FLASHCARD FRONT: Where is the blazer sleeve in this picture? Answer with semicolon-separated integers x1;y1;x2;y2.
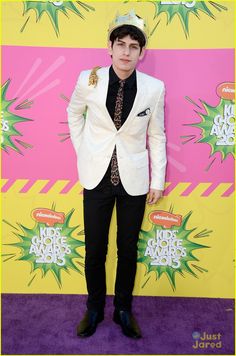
147;82;167;191
67;71;87;154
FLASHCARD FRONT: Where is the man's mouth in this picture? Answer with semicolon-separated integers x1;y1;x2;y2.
120;59;130;63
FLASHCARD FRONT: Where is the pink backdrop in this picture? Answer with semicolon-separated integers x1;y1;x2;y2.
2;46;234;194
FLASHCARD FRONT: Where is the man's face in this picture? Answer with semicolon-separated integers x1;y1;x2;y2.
108;35;145;78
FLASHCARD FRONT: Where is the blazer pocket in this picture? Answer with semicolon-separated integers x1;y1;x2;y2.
137;108;151;117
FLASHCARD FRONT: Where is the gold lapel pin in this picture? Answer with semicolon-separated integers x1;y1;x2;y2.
88;66;102;87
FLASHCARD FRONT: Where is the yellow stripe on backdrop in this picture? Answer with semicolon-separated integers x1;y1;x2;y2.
1;1;235;49
1;180;234;298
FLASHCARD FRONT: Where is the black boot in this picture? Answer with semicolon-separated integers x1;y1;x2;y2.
113;309;142;339
77;310;104;337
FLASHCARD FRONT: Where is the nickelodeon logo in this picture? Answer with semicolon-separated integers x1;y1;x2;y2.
217;82;235;101
31;208;65;226
149;210;182;228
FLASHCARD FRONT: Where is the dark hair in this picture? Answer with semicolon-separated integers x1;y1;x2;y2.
109;25;146;50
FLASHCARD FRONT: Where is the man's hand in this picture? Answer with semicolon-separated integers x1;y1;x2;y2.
147;189;163;205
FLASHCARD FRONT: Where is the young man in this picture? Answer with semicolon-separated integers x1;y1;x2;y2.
67;10;167;339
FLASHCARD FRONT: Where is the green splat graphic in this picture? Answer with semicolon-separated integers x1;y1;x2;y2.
125;1;227;38
152;1;227;37
138;211;210;290
187;98;235;161
22;1;95;36
1;79;32;154
4;207;85;288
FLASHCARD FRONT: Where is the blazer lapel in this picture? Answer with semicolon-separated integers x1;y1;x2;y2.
95;67;117;131
118;70;145;132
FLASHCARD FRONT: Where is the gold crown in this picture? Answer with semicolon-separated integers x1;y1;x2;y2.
108;10;148;45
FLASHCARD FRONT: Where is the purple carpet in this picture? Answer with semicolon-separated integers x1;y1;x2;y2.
1;294;234;355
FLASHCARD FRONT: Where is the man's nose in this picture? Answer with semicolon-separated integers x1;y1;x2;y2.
123;46;130;55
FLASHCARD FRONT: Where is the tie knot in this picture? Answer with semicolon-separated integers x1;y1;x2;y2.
119;79;125;87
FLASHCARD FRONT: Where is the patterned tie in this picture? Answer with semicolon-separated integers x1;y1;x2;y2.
110;79;125;186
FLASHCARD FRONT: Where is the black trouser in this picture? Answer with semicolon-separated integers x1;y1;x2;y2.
83;170;147;312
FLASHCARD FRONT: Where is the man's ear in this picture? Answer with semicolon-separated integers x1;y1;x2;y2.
108;40;113;56
139;48;145;60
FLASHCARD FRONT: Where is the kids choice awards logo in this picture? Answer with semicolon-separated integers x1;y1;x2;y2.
3;206;85;287
1;79;33;154
30;209;70;266
125;1;227;37
212;83;234;147
138;209;210;289
182;82;235;168
21;1;95;36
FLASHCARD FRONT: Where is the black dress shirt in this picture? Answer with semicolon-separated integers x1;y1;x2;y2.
106;66;137;125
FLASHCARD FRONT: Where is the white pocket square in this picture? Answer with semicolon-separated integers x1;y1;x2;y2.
137;108;151;117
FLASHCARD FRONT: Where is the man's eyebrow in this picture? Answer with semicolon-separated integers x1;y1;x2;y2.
117;39;139;46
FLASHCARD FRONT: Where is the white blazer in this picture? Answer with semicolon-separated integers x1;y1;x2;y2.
67;66;166;196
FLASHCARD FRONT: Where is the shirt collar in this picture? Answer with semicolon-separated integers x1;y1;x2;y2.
109;66;136;89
